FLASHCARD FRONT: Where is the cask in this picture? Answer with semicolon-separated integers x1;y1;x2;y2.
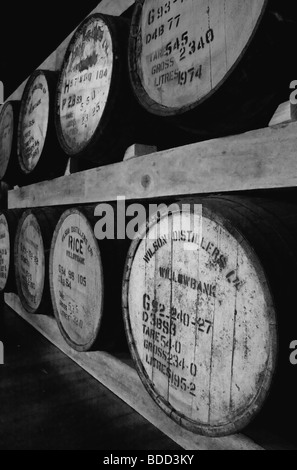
0;101;21;185
55;13;143;166
0;210;19;293
122;196;297;436
128;1;297;140
49;208;127;352
17;70;67;184
14;209;58;314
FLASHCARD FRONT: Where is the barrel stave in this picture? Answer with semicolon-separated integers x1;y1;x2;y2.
0;101;22;186
0;209;20;293
14;209;61;314
17;70;68;185
49;206;128;352
55;14;147;167
128;0;297;142
122;196;297;436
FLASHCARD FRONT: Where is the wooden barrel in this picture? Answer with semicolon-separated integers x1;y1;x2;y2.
122;196;297;436
0;210;19;293
49;207;128;352
128;1;297;140
14;209;58;314
17;70;68;184
55;13;143;166
49;208;103;351
0;101;22;185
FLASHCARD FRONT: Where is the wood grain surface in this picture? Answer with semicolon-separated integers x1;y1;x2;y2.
0;213;10;291
49;209;104;351
14;211;45;313
0;103;15;179
122;204;276;436
56;16;114;156
18;71;50;173
129;0;267;114
8;121;297;209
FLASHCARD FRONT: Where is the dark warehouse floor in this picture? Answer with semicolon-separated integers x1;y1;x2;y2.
1;299;297;451
0;302;181;450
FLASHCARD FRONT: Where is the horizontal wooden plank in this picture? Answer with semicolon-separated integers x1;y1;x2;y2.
5;293;263;450
9;121;297;209
269;101;297;127
6;0;135;102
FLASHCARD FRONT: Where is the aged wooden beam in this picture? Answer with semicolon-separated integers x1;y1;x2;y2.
269;101;297;127
8;120;297;209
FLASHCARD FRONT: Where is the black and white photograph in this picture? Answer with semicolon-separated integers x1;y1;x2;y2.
0;0;297;453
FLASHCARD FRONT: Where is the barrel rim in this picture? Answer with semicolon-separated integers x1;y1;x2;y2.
128;0;269;117
0;101;15;179
17;69;53;175
54;13;123;158
49;208;104;352
0;211;10;293
14;209;46;314
122;202;277;437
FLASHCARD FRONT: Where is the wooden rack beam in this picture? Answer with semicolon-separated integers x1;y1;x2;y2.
9;120;297;209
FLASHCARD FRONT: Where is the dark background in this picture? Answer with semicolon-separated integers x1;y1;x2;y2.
0;1;103;99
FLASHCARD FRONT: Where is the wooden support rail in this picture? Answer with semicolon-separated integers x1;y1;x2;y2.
9;120;297;209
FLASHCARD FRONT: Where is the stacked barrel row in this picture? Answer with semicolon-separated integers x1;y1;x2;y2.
1;2;297;186
1;195;297;438
0;207;126;351
2;0;297;442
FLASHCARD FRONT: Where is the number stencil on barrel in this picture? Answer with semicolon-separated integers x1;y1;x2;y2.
56;16;113;155
0;104;14;179
0;214;10;291
15;213;45;313
132;0;267;113
18;73;49;173
50;210;103;351
124;209;276;435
